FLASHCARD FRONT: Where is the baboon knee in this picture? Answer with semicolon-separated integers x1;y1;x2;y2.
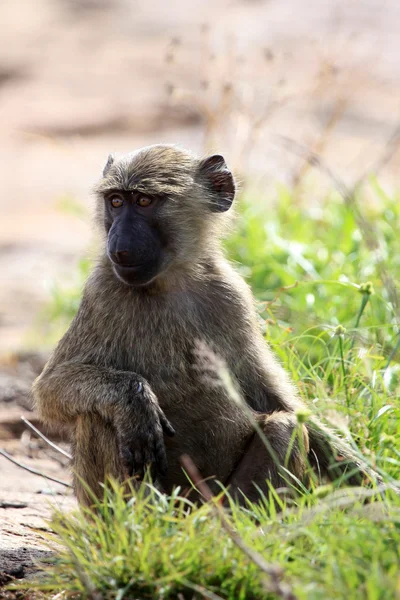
263;412;309;477
227;411;310;503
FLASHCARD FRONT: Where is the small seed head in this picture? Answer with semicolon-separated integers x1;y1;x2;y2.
359;281;374;295
295;407;311;424
380;433;395;447
334;325;346;337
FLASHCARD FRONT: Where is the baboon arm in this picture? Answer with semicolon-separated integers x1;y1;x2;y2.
217;265;302;414
32;362;138;425
235;337;302;414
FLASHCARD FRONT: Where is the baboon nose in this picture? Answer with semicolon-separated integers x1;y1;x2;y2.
113;250;131;265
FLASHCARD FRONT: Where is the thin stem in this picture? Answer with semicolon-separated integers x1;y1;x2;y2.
0;448;72;488
21;415;72;460
385;332;400;370
180;581;224;600
354;293;370;330
350;293;370;352
338;336;350;409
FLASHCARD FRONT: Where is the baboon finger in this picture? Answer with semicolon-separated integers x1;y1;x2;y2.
120;447;135;477
159;412;175;437
148;460;158;481
142;444;158;480
133;448;145;479
154;437;168;476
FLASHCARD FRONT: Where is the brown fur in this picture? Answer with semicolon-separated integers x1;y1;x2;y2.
33;144;370;506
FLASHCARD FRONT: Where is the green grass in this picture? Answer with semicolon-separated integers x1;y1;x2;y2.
40;482;400;600
34;178;400;599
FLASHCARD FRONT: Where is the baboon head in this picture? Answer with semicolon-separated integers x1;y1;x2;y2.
94;145;236;287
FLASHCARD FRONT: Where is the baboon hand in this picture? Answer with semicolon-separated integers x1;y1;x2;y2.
115;379;175;481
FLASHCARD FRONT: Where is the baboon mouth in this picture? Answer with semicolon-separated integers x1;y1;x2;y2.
111;261;161;287
112;262;145;270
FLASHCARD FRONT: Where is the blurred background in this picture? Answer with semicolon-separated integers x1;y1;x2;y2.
1;0;400;352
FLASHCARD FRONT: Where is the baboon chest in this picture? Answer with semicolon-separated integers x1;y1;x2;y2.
110;291;235;407
135;316;202;384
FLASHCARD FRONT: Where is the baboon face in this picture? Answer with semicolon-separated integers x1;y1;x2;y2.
103;188;167;287
95;145;235;287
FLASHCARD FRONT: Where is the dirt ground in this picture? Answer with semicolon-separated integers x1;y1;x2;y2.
0;351;74;583
1;0;400;586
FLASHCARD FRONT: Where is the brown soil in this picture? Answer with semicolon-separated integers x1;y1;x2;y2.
0;352;74;585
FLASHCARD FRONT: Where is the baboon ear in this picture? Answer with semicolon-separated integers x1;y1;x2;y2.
198;154;235;212
103;153;115;177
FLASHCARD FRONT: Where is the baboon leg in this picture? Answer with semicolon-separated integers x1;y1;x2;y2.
227;412;309;504
72;414;125;507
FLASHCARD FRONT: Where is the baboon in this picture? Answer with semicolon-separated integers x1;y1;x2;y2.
33;144;371;506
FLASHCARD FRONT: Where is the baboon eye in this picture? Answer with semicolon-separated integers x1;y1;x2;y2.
110;195;124;208
136;195;153;208
135;381;143;394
